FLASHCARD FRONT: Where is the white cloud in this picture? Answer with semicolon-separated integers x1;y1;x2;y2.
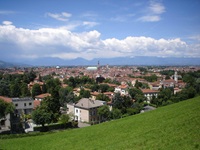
149;2;165;14
2;21;13;25
0;22;199;60
138;15;160;22
46;12;72;21
83;21;99;28
138;1;165;22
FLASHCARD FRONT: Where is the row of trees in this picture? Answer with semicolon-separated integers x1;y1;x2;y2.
0;70;36;97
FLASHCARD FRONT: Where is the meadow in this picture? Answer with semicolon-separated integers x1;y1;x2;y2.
0;96;200;150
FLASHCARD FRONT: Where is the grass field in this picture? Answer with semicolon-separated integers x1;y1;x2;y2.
0;97;200;150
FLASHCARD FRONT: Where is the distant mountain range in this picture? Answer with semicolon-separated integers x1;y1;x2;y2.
0;56;200;68
0;60;31;68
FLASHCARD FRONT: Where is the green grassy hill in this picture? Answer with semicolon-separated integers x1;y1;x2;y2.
1;97;200;150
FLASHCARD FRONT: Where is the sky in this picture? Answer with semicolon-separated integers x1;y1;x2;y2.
0;0;200;62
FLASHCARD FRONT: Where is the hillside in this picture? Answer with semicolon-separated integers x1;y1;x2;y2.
0;97;200;150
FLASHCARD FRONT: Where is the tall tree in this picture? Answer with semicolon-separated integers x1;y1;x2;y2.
0;99;14;119
97;105;110;122
10;81;21;97
21;82;30;97
112;93;124;109
31;83;42;98
32;104;52;130
96;94;110;102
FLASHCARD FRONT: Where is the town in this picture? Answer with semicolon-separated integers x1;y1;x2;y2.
0;63;200;133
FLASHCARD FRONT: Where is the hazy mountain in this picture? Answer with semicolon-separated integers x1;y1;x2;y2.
2;56;200;67
0;60;15;68
0;60;32;68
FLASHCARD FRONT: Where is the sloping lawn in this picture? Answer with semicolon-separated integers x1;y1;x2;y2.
0;96;200;150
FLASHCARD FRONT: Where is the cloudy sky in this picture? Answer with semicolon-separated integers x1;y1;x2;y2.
0;0;200;61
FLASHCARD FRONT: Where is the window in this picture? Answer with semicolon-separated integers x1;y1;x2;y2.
29;102;32;106
24;103;26;107
76;109;78;113
15;103;18;107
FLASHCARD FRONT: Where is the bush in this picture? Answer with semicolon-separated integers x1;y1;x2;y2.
33;122;73;132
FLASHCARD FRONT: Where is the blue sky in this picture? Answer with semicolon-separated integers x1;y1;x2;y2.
0;0;200;61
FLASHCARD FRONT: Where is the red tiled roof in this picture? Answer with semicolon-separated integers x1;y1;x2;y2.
142;89;159;94
91;91;100;96
0;96;12;103
35;93;51;99
119;84;128;89
33;100;41;109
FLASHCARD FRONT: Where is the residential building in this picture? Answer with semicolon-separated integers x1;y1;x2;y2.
142;89;159;103
12;97;34;115
114;84;129;95
0;96;34;132
67;98;106;124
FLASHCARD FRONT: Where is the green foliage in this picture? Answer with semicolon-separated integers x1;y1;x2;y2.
10;80;21;97
0;80;10;96
90;84;99;92
97;105;110;122
31;83;42;98
99;84;109;93
160;70;175;76
143;74;158;82
59;87;73;106
137;67;147;73
79;89;91;98
66;76;95;88
21;82;31;97
112;93;124;109
32;105;52;128
129;88;143;99
0;99;14;119
96;94;110;102
110;108;122;119
59;114;70;124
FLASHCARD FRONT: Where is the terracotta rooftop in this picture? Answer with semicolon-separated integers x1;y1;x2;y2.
33;100;41;109
142;89;159;94
35;93;51;99
0;96;12;103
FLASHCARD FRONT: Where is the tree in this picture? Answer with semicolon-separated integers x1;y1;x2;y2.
99;84;109;93
134;80;142;88
80;89;91;98
112;93;124;109
129;88;143;99
0;80;10;96
42;83;47;93
96;94;110;102
27;69;37;82
59;87;73;106
21;82;30;97
31;83;42;98
97;105;110;122
32;105;52;130
43;96;61;122
110;108;122;119
10;81;21;97
96;76;105;83
59;114;70;125
0;99;14;119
